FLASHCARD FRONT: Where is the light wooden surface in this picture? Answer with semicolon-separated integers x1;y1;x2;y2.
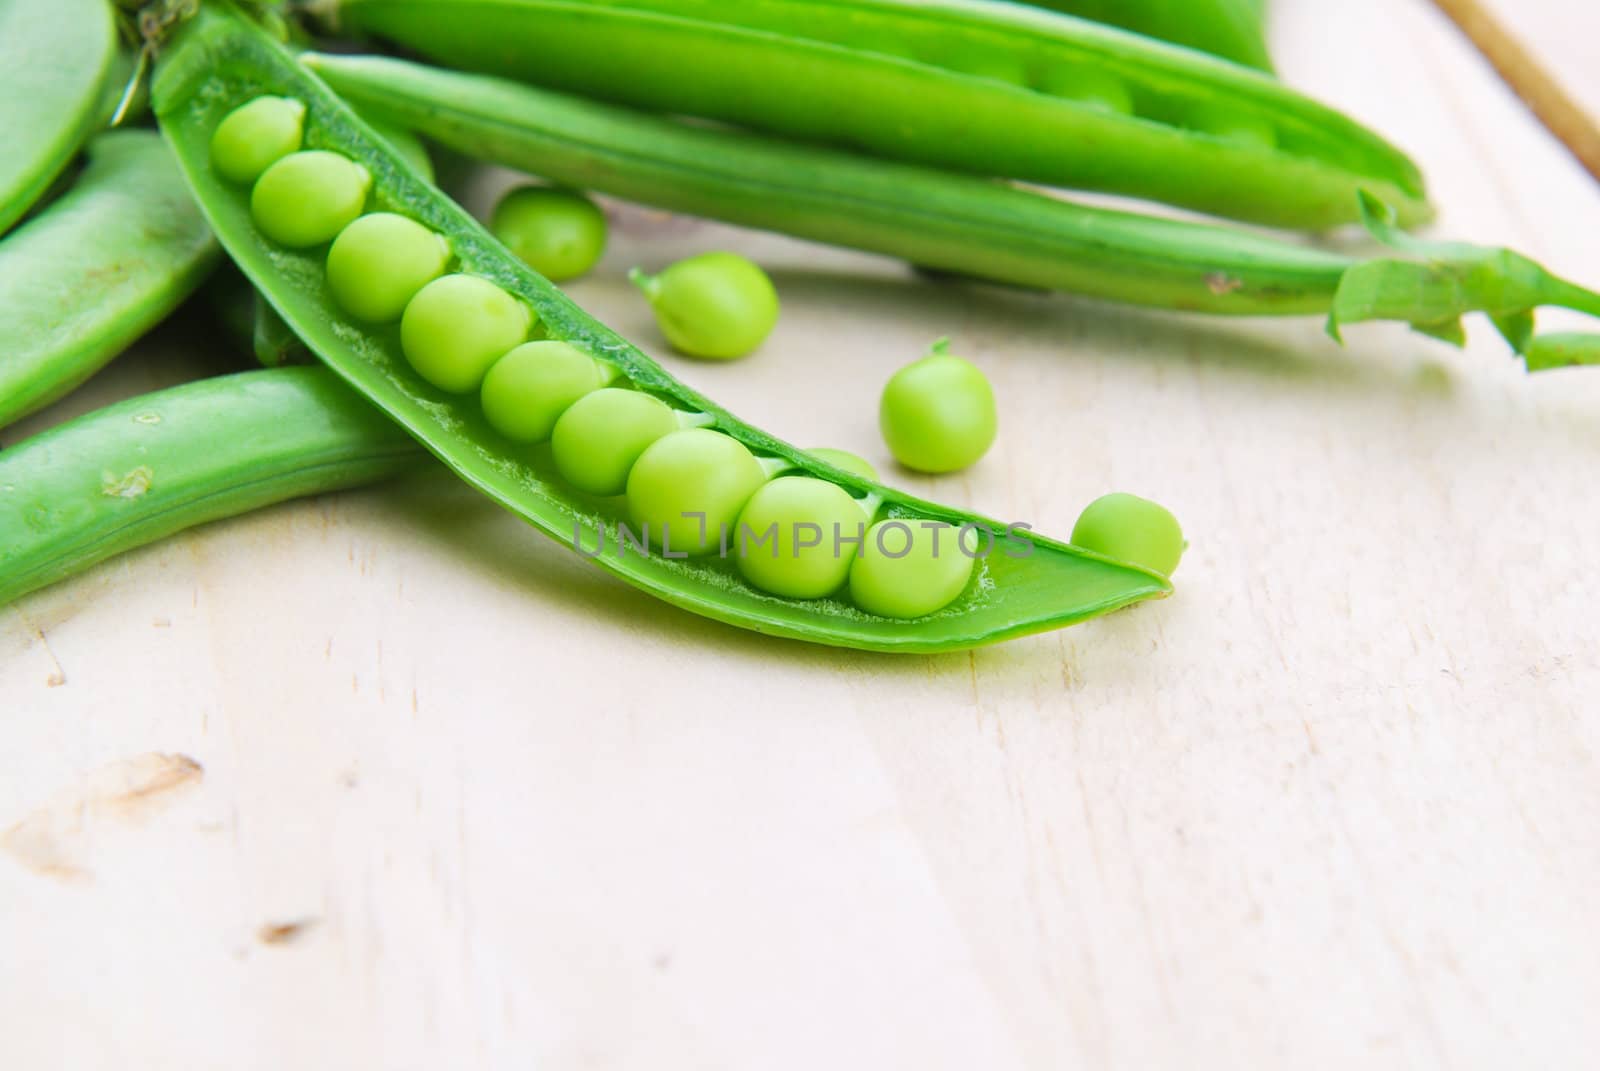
4;1;1599;1067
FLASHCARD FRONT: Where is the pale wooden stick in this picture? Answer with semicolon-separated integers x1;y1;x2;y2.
1430;0;1600;184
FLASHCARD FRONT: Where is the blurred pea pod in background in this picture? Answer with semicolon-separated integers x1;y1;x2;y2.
1024;0;1274;71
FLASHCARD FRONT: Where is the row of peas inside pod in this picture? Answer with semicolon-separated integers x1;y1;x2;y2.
211;93;1099;619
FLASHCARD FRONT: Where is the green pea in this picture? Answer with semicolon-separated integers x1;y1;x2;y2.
630;251;779;361
490;184;607;282
210;96;306;185
807;447;878;483
1070;493;1185;576
325;212;451;323
735;476;868;599
551;387;685;496
849;520;976;619
481;340;617;443
879;340;997;474
626;429;770;556
399;273;532;393
250;150;372;248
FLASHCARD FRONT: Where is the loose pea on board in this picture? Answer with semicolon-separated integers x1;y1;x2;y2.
1071;493;1186;577
152;6;1173;652
879;340;998;474
491;184;607;281
630;252;780;361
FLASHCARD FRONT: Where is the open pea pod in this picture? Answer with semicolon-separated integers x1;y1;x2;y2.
0;0;117;235
152;5;1171;654
334;0;1427;231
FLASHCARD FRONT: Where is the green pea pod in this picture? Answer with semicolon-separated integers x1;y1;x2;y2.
335;0;1426;230
1023;0;1273;72
153;6;1171;653
0;367;424;607
308;52;1348;315
307;53;1600;343
0;131;221;431
0;0;117;235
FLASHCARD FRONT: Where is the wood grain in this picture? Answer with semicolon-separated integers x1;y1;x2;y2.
1431;0;1600;183
3;0;1599;1067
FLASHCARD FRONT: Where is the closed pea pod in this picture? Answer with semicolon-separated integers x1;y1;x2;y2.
0;367;424;607
307;53;1600;346
152;7;1173;652
0;131;219;431
337;0;1426;229
1021;0;1275;72
0;0;117;235
1036;67;1134;114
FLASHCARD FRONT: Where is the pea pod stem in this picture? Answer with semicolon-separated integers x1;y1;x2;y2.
155;5;1171;653
0;367;425;607
308;52;1600;348
335;0;1427;230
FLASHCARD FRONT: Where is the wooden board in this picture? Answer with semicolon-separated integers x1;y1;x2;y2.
3;0;1598;1066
